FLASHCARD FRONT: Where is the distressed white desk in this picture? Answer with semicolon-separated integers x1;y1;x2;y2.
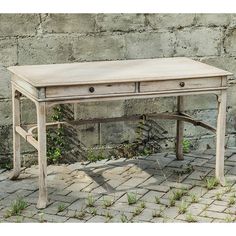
8;57;232;209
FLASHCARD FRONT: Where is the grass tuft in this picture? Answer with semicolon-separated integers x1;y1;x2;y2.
57;203;66;213
89;207;97;216
5;197;27;218
75;208;86;220
168;196;176;207
152;208;163;218
225;215;235;223
132;201;146;216
228;195;236;206
190;193;199;203
178;200;188;214
155;196;161;204
204;177;219;190
172;189;187;201
185;213;197;223
127;192;138;205
120;213;128;223
105;211;113;221
102;197;114;208
86;194;95;207
215;192;222;201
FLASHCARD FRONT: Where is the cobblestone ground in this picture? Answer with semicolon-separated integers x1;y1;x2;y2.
1;149;236;223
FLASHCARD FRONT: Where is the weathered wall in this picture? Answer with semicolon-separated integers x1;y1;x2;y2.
1;14;236;163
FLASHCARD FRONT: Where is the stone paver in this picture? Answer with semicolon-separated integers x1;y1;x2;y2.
86;215;107;222
162;206;179;219
132;208;154;222
67;199;87;211
186;203;205;216
1;149;236;222
66;218;85;223
140;190;165;203
200;210;229;220
207;204;227;212
143;184;170;192
33;213;68;222
176;213;214;223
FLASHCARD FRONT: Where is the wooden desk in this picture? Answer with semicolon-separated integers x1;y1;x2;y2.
8;57;232;209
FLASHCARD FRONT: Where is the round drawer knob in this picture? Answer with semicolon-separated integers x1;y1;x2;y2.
179;82;185;87
89;87;95;93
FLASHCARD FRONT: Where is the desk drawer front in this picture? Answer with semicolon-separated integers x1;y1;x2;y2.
46;83;135;98
140;77;222;93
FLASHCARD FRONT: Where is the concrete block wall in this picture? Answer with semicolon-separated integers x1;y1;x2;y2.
1;13;236;163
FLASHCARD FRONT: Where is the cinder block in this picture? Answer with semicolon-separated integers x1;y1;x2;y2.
191;135;216;151
0;38;17;66
195;13;231;27
77;123;99;147
225;134;236;148
21;140;36;154
0;98;38;126
19;34;125;65
0;14;39;36
125;32;175;59
151;119;176;138
175;28;222;57
146;13;195;29
224;28;236;56
96;13;146;32
100;122;126;144
18;35;75;65
228;14;236;28
0;100;12;125
0;101;36;155
0;66;11;99
124;97;175;116
183;109;217;137
0;125;12;154
50;100;125;146
199;57;236;108
226;105;236;133
20;99;37;124
200;56;236;79
75;100;124;120
42;14;95;34
179;94;218;111
121;120;139;142
227;85;236;107
73;34;126;61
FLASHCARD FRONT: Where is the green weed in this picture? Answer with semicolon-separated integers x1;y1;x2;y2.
5;197;27;218
127;192;138;205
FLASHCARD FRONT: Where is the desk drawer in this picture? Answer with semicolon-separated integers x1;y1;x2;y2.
140;77;222;93
46;82;135;98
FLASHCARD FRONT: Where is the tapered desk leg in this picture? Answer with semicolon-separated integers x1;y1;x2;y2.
10;86;21;180
36;102;48;209
216;90;227;185
176;96;184;160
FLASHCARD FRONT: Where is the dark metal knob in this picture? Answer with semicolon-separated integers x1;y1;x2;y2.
89;87;95;93
179;82;185;87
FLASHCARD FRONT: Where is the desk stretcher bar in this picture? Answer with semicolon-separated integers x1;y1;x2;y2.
15;112;217;151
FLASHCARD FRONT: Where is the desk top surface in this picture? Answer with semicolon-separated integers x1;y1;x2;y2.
8;57;232;87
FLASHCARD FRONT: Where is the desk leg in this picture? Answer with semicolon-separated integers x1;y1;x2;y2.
176;96;184;160
36;102;48;209
216;91;227;185
10;86;21;180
